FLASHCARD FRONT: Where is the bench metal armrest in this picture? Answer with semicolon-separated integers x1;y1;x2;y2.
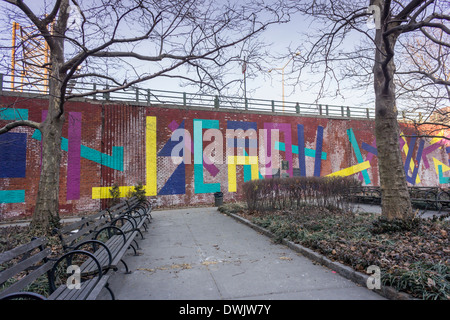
94;226;127;246
73;240;113;268
1;292;47;300
49;250;103;293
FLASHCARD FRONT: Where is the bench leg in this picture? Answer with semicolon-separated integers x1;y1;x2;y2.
120;259;131;274
105;283;116;300
128;243;137;255
133;239;141;250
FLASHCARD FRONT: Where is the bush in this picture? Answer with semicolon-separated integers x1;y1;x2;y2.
108;183;121;206
130;182;147;203
242;176;360;213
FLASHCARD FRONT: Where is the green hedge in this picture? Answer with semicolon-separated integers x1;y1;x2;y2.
242;176;361;213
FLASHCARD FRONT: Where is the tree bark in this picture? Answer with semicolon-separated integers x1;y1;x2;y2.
373;0;413;220
29;78;65;234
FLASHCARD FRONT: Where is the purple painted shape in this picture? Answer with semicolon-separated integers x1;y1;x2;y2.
168;120;179;132
399;137;405;150
168;120;220;177
421;135;450;169
264;122;293;178
358;139;376;181
67;112;81;200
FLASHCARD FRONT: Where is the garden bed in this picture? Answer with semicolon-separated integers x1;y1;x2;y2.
218;202;449;300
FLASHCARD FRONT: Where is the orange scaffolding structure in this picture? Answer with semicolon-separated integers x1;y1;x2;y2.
10;21;50;93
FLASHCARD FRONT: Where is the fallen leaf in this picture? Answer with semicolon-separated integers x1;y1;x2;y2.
279;256;292;261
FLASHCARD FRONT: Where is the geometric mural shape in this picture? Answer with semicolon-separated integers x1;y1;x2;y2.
0;132;27;178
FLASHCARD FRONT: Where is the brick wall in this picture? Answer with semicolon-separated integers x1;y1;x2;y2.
0;93;448;220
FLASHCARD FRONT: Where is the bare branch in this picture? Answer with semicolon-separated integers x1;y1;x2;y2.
0;119;40;134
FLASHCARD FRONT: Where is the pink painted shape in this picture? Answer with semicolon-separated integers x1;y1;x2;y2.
264;122;293;178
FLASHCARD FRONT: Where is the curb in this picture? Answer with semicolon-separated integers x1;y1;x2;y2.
221;210;416;301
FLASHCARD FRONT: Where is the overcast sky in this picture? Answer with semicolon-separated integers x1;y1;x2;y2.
0;0;374;111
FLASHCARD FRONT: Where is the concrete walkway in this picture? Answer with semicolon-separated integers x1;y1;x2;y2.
98;207;384;300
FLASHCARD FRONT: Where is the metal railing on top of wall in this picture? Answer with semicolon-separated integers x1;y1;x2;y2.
0;73;382;120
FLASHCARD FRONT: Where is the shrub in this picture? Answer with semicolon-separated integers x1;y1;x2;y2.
108;183;121;206
130;182;147;203
242;176;360;213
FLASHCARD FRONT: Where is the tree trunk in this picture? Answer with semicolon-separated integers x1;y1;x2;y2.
29;78;65;234
373;2;413;220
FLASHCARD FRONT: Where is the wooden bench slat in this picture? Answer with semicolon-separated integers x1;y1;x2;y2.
0;248;52;284
0;237;47;265
0;259;53;299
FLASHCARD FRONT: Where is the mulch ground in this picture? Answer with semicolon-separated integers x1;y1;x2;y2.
219;203;449;300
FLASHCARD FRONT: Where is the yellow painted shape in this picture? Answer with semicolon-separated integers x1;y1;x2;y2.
326;161;371;177
92;186;136;199
228;163;237;193
430;129;445;145
227;156;259;192
92;116;157;199
433;157;450;175
146;116;157;196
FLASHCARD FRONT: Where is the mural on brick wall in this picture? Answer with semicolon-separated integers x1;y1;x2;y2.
1;96;449;219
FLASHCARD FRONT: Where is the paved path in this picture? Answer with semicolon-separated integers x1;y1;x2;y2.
98;207;384;300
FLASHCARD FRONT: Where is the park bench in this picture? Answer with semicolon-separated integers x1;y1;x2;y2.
126;196;153;223
350;186;381;205
53;202;144;277
0;237;112;300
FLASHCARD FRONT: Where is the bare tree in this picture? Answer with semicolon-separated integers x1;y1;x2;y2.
0;0;292;234
397;27;450;139
289;0;449;220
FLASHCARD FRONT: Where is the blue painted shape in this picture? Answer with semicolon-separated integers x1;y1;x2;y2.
0;132;27;178
446;147;450;167
347;128;370;184
297;124;306;177
158;163;186;195
227;121;258;131
32;129;124;171
361;142;378;156
226;121;258;149
0;108;29;120
404;136;424;185
314;126;324;177
158;120;185;157
226;138;257;149
0;190;25;203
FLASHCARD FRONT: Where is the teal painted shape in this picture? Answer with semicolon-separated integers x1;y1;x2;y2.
194;164;220;193
0;108;29;120
193;119;221;193
438;165;450;184
275;141;327;160
347;129;371;184
32;129;124;171
0;190;25;203
243;150;263;182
